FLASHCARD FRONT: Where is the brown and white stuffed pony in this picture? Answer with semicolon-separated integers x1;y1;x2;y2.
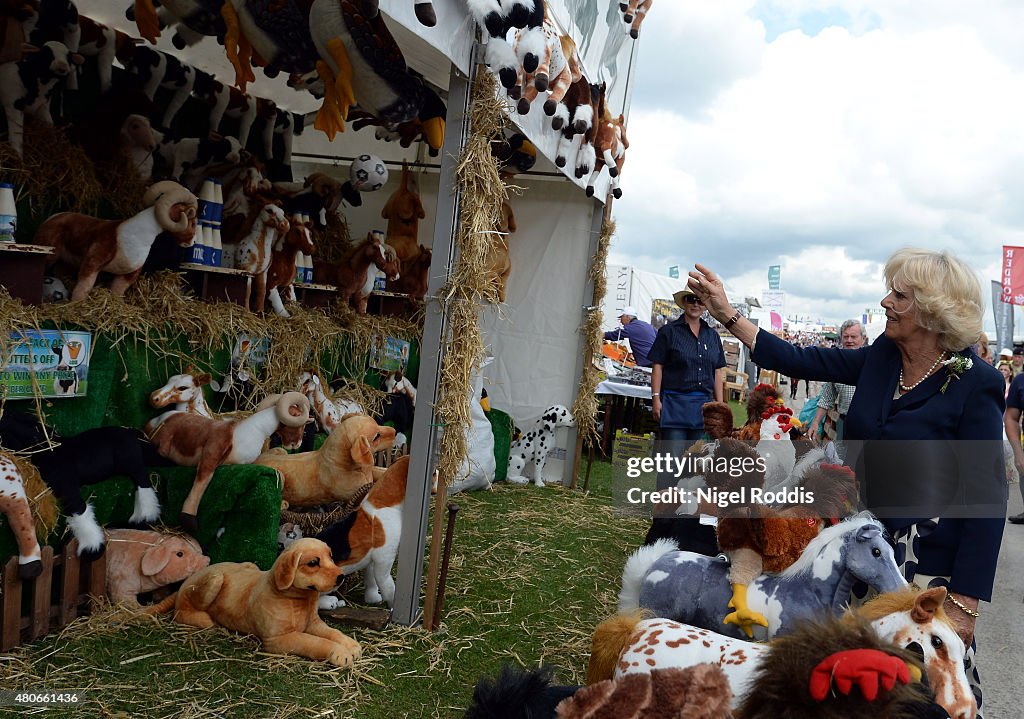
586;110;628;199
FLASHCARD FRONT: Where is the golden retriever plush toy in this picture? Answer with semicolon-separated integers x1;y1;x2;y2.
149;538;361;667
255;414;396;508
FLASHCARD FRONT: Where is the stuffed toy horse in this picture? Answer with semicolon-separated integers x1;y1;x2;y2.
0;451;58;578
465;662;734;719
588;603;958;719
105;528;209;607
336;232;401;314
468;0;546;92
30;427;164;559
619;0;654;40
314;455;408;607
586;111;628;199
255;413;396;508
148;538;362;667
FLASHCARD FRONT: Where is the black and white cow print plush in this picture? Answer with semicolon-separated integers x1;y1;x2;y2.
507;405;575;487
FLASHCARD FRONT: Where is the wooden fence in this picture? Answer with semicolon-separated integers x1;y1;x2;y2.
0;540;106;651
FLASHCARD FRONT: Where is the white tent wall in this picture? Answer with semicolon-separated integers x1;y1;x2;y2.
479;179;598;484
601;264;690;331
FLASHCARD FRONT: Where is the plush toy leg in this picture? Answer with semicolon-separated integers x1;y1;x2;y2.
723;583;769;638
133;0;162;44
313;60;346;141
0;493;43;578
221;3;256;89
129;486;161;525
268;287;290;318
363;567;382;604
371;551;398;607
507;450;529;484
67;504;106;559
326;38;357;112
263;628;360;666
533;450;548;487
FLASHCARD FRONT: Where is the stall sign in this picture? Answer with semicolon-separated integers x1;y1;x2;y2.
369;335;410;372
2;330;91;398
231;335;270;367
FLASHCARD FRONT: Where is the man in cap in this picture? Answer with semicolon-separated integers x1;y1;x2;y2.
807;319;868;447
1013;345;1024;375
604;306;657;367
999;347;1014;363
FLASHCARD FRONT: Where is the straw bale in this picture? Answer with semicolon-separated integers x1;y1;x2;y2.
572;219;616;444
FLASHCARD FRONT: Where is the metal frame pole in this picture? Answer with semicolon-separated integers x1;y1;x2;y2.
391;59;475;626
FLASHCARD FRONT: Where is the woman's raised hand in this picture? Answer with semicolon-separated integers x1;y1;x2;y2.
688;264;734;322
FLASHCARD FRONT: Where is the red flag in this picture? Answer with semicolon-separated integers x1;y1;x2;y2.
770;311;782;331
1002;246;1024;305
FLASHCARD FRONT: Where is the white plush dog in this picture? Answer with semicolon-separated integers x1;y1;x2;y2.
507;405;575;486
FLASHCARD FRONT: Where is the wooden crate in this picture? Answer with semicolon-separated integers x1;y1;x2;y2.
0;540;106;651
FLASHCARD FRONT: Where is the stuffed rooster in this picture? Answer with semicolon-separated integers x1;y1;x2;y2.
717;462;861;637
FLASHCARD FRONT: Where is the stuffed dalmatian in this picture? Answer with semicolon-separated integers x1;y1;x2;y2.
507;405;575;487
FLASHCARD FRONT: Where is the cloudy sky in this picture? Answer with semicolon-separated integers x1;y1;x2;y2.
612;0;1024;332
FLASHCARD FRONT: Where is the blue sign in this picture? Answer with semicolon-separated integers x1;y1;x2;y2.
768;265;781;290
668;266;679;279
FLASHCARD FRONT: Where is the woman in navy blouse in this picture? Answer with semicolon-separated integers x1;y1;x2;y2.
687;249;1006;713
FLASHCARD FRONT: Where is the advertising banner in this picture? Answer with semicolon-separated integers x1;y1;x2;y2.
2;329;92;398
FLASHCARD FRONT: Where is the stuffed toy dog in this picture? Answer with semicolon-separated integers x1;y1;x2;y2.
149;538;361;667
507;405;575;486
315;456;408;607
255;413;396;508
105;528;209;606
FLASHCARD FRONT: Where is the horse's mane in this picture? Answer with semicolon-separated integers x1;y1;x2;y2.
854;588;953;625
780;511;879;577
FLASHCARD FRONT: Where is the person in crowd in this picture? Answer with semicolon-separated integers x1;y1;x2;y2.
644;287;726;556
808;319;868;445
998;362;1013;397
997;347;1014;372
603;306;657;367
649;289;725;442
686;249;1006;715
976;331;993;365
1013;344;1024;375
1001;370;1024;525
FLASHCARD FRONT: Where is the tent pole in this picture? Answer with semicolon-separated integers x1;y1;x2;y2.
392;58;476;627
569;195;614;488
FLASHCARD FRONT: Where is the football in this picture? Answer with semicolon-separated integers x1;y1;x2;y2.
349;154;389;192
42;276;69;303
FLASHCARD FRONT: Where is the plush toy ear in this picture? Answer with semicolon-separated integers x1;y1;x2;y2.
274;547;302;591
415;197;425;220
351;435;374;466
195;373;212;385
140;544;171;577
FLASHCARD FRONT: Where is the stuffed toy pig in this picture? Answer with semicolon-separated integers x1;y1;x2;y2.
105;529;209;606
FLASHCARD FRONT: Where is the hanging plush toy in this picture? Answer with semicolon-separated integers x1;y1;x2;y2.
467;0;546;91
380;162;424;264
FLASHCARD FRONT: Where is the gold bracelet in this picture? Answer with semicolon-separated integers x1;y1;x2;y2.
945;593;980;618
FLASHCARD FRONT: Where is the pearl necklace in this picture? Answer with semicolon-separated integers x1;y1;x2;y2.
898;352;947;393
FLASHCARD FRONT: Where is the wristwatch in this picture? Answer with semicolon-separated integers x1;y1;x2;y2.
652;392;660;397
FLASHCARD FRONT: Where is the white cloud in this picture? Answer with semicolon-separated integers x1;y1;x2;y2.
612;3;1024;332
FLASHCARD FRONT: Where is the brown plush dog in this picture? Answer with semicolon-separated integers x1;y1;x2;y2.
483;201;516;302
149;538;360;667
255;414;396;508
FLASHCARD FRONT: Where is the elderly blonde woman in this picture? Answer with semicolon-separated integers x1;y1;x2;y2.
688;248;1006;717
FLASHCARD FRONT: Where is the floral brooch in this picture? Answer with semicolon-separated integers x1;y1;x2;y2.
939;354;973;393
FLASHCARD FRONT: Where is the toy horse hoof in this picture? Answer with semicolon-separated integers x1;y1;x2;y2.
172;34;187;50
613;188;622;199
78;544;106;562
499;68;519;90
586;186;596;198
630;29;639;40
624;13;634;23
573;120;588;134
523;53;539;74
609;167;619;178
551;117;564;131
543;100;557;116
508;85;522;100
509;5;530;28
483;13;505;38
125;6;135;20
362;0;381;18
517;98;531;115
264;66;280;79
534;74;549;93
555;155;566;168
619;2;628;12
18;561;43;579
180;513;199;535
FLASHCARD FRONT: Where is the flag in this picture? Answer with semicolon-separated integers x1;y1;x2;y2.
993;280;1014;352
770;311;782;331
1001;246;1024;305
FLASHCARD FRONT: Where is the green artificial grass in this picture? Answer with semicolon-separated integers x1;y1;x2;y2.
1;458;646;719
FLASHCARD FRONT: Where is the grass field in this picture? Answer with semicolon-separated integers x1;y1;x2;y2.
1;456;650;719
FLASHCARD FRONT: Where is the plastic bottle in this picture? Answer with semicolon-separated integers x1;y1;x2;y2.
197;179;217;225
210;226;223;267
212;179;224;225
0;183;17;243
